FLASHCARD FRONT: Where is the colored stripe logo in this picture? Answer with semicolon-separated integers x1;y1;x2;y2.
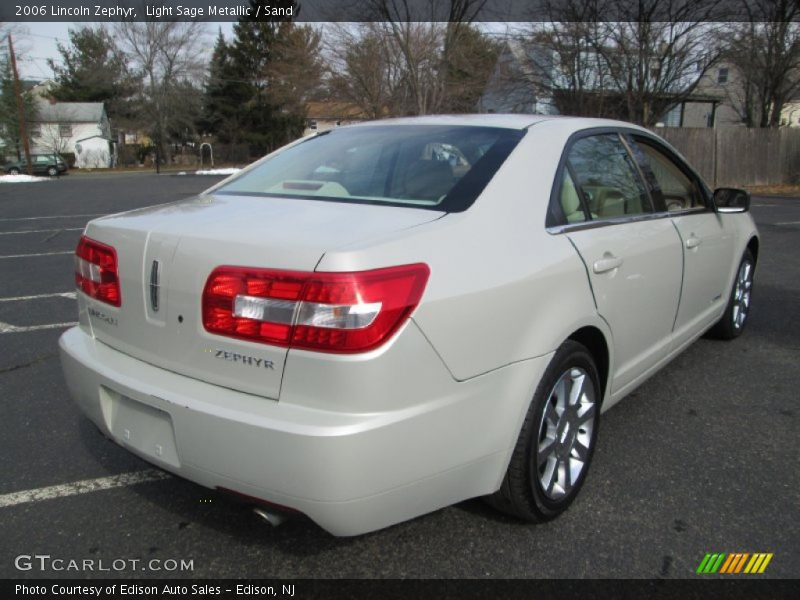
696;553;773;574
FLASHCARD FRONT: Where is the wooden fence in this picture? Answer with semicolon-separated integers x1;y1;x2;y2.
652;127;800;188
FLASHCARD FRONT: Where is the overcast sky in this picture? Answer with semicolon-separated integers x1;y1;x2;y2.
15;21;236;80
14;21;512;81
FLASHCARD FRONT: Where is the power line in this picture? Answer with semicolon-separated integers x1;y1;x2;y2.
23;32;67;41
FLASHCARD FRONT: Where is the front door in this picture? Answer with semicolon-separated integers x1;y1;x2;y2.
629;136;736;348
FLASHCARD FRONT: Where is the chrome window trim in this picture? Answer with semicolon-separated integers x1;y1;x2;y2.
546;206;707;235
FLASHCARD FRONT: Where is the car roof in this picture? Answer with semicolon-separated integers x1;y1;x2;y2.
345;114;551;130
343;114;651;133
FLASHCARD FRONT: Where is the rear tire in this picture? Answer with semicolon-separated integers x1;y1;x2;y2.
8;167;20;175
708;249;755;340
487;340;601;522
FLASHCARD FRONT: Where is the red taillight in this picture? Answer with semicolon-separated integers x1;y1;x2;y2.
202;264;430;353
75;235;121;307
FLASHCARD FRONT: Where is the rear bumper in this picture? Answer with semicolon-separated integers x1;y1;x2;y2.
59;325;550;536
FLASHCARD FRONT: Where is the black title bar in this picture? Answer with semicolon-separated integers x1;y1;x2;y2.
2;0;798;23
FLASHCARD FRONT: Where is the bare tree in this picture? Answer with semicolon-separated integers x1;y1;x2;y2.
505;13;615;117
326;2;496;116
493;0;723;125
326;23;402;119
595;1;723;125
114;21;207;170
362;0;491;115
721;0;800;127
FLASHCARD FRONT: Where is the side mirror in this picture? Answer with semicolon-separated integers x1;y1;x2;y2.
713;188;750;213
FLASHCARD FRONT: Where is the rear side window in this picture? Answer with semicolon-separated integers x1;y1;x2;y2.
558;170;587;223
566;134;652;219
216;125;525;212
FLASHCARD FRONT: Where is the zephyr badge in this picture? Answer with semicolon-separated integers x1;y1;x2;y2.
149;260;161;312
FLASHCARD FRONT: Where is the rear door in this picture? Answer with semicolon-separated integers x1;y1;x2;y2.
554;132;683;396
628;135;736;347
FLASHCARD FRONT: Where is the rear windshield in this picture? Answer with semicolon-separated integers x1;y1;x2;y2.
215;125;525;212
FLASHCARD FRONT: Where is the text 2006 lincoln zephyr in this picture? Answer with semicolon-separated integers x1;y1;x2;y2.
60;115;758;535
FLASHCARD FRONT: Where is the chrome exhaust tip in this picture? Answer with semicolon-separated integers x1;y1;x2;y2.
253;507;287;527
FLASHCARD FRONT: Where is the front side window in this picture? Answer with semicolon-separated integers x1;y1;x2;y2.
566;134;652;219
634;140;704;211
216;125;525;212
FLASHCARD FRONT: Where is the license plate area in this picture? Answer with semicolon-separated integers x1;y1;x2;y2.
100;386;181;468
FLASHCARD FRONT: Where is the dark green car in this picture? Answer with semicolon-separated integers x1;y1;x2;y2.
4;154;68;176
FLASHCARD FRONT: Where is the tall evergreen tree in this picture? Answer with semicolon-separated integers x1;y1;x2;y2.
443;25;501;113
199;29;249;143
199;2;321;152
226;0;304;153
228;14;282;151
47;26;137;123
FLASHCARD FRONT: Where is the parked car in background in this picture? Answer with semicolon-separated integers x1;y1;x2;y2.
60;115;759;536
4;154;68;176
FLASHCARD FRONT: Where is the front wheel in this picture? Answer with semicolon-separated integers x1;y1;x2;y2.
487;340;601;522
708;249;755;340
47;166;58;177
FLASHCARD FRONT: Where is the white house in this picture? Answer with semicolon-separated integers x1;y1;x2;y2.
30;99;115;168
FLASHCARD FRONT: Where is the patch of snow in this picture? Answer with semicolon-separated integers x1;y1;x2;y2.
0;174;51;183
194;168;241;175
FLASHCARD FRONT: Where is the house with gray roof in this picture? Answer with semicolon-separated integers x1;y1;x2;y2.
30;99;115;168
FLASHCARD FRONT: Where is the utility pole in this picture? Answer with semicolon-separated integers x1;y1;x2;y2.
7;35;33;175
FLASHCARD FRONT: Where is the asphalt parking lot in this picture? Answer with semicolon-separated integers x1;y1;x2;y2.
0;173;797;579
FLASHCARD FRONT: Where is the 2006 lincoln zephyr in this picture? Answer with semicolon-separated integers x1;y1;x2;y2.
60;115;759;536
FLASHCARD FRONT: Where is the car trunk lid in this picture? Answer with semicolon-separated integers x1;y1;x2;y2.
82;193;442;400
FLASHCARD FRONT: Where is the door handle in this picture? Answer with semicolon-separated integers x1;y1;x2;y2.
593;255;623;274
685;235;702;249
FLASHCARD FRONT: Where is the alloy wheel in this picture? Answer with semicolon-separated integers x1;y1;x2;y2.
536;367;596;500
732;259;753;330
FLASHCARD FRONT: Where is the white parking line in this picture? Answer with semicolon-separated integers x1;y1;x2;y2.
0;291;76;302
775;221;800;226
0;321;77;333
0;470;172;509
0;251;73;259
0;227;84;235
0;214;104;222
